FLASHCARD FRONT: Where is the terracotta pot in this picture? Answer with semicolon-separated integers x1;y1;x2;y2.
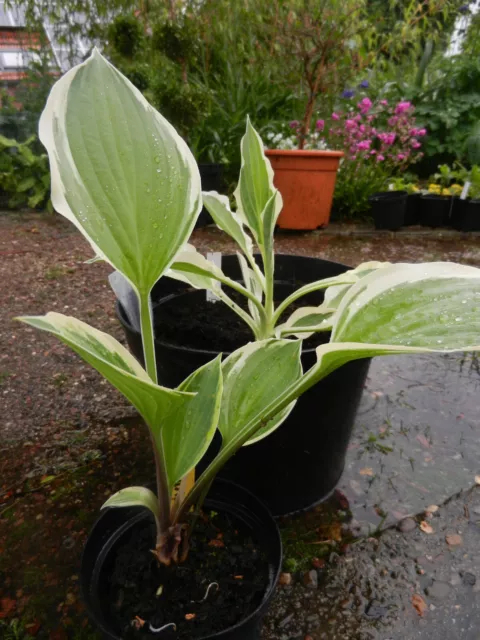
265;149;343;230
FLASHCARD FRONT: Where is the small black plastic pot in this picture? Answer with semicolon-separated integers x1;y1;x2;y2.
451;198;480;232
369;190;407;230
81;479;281;640
196;163;224;228
116;255;371;516
404;193;421;226
419;194;452;228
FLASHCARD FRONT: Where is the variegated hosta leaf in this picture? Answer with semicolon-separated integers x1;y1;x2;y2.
237;253;263;324
276;305;335;339
17;313;191;430
260;190;282;283
103;487;160;527
332;262;480;349
167;245;223;294
219;339;302;446
323;283;350;309
233;117;281;243
39;49;201;295
167;245;252;299
202;191;256;264
160;356;223;493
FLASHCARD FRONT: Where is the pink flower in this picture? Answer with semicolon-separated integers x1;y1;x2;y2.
331;112;340;121
289;120;299;129
411;139;421;149
359;124;366;133
345;119;357;131
397;153;406;161
395;101;412;115
379;99;388;106
316;119;325;131
358;97;372;114
388;116;398;127
417;128;427;136
357;140;372;150
377;132;396;145
377;154;385;162
370;149;377;155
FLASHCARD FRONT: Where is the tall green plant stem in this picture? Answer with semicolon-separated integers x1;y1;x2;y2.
139;290;171;536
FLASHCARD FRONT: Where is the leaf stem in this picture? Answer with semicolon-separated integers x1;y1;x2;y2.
139;290;171;534
139;290;158;383
272;277;354;326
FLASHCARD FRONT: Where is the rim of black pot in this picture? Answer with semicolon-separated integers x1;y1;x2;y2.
82;479;282;640
369;190;408;201
116;254;342;359
420;194;452;200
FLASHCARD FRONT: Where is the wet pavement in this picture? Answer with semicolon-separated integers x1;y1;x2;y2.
262;352;480;640
1;213;480;638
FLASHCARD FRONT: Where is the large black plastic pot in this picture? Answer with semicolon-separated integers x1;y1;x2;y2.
451;198;480;232
419;195;452;228
81;479;281;640
196;163;224;228
369;191;406;230
117;255;371;516
404;193;421;226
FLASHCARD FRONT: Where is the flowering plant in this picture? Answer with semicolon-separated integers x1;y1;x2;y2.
322;98;426;216
265;122;329;151
427;183;463;197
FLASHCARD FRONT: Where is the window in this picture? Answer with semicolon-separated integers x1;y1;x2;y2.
2;52;25;69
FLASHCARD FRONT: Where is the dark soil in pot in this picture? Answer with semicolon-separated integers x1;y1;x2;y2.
116;255;371;516
82;480;281;640
153;286;328;354
111;513;267;638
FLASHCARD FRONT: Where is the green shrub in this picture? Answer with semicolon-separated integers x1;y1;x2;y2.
107;15;144;58
0;134;51;210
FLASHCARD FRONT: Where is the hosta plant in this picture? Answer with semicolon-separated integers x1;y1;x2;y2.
166;118;386;341
18;50;480;572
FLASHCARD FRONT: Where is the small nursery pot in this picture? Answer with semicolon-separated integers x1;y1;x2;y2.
81;479;282;640
116;255;371;516
265;149;343;230
404;193;422;226
451;198;480;232
419;194;452;228
369;190;407;231
196;163;224;227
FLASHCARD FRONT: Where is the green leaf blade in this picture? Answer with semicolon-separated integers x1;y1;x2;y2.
202;191;255;260
40;49;202;294
332;262;480;350
17;313;190;430
161;356;223;492
234;118;276;242
102;486;160;526
219;339;303;446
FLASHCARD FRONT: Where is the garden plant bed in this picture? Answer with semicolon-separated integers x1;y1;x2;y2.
2;212;480;639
